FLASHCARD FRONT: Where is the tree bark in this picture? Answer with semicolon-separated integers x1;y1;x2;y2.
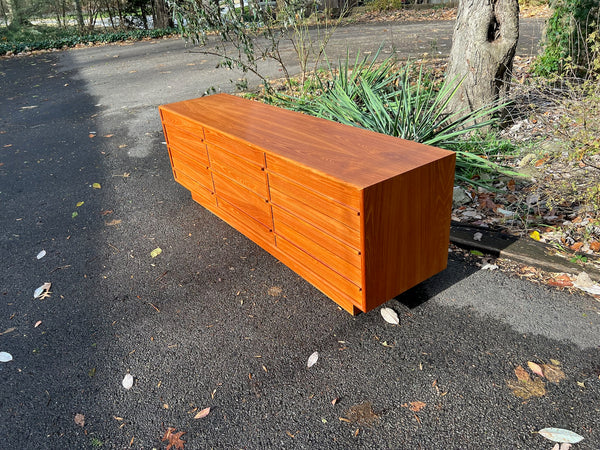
445;0;519;117
8;0;29;28
152;0;173;28
74;0;85;31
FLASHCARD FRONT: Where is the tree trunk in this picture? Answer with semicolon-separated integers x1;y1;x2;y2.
445;0;519;118
74;0;85;31
152;0;172;28
8;0;29;28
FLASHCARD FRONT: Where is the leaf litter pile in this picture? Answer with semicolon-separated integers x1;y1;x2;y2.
507;360;566;400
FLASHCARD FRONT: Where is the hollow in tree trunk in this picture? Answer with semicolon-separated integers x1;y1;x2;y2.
445;0;519;118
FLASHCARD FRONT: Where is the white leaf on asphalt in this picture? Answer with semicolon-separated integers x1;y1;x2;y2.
481;263;498;271
538;427;584;444
473;232;483;241
37;250;46;260
122;373;134;390
34;282;51;299
194;407;211;419
307;351;319;368
0;352;13;362
380;307;399;325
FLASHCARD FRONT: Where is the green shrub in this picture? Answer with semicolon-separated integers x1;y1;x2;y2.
0;27;177;55
534;0;600;77
267;52;520;186
368;0;406;12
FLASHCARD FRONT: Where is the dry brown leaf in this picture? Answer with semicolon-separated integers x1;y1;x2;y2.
162;427;186;450
0;327;15;336
542;364;566;384
408;401;426;412
590;241;600;252
268;286;282;297
74;413;85;427
105;219;122;226
344;402;379;426
194;407;210;419
548;274;573;287
514;365;531;382
507;377;546;399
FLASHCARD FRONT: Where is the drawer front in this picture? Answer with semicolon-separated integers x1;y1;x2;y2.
216;197;275;249
274;216;362;286
161;111;205;140
275;236;362;303
273;205;361;266
173;167;214;199
266;154;361;211
268;172;360;231
204;128;265;166
166;126;209;167
212;172;273;229
191;185;217;208
270;187;360;249
207;143;268;198
169;148;214;192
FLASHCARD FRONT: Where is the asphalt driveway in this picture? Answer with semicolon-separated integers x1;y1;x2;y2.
1;18;599;449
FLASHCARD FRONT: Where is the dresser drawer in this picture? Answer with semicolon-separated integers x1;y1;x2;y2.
270;187;360;249
166;126;209;167
266;154;361;210
216;197;275;248
275;236;362;302
268;172;360;231
161;111;205;140
212;173;273;230
273;205;361;265
191;184;217;208
170;148;214;192
204;128;265;166
274;216;362;286
207;143;268;198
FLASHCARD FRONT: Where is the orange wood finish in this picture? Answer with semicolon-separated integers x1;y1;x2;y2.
159;94;456;314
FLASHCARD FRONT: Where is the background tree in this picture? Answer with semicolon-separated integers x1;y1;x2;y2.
8;0;30;27
445;0;519;117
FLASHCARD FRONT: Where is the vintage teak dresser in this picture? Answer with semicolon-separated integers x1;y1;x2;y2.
159;94;456;314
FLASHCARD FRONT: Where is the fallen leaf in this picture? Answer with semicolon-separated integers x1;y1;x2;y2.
577;381;585;388
105;219;122;226
74;413;85;427
321;418;327;423
538;427;584;444
104;134;114;138
162;427;186;450
0;327;15;336
550;359;561;366
473;232;482;241
34;321;42;328
88;367;96;377
548;274;573;287
34;282;51;299
331;397;339;405
590;241;600;252
100;210;114;216
76;201;84;207
36;250;46;259
408;401;426;412
470;250;484;256
380;307;399;325
541;364;566;384
267;286;282;297
528;361;544;378
194;407;210;419
507;377;546;399
514;365;530;382
122;373;134;390
481;263;498;270
89;134;96;138
92;182;101;189
307;351;319;368
570;242;584;252
530;230;541;241
0;352;13;362
344;402;379;426
72;211;78;218
150;247;162;258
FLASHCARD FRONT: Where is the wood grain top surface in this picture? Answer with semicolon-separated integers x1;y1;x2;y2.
160;93;455;189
